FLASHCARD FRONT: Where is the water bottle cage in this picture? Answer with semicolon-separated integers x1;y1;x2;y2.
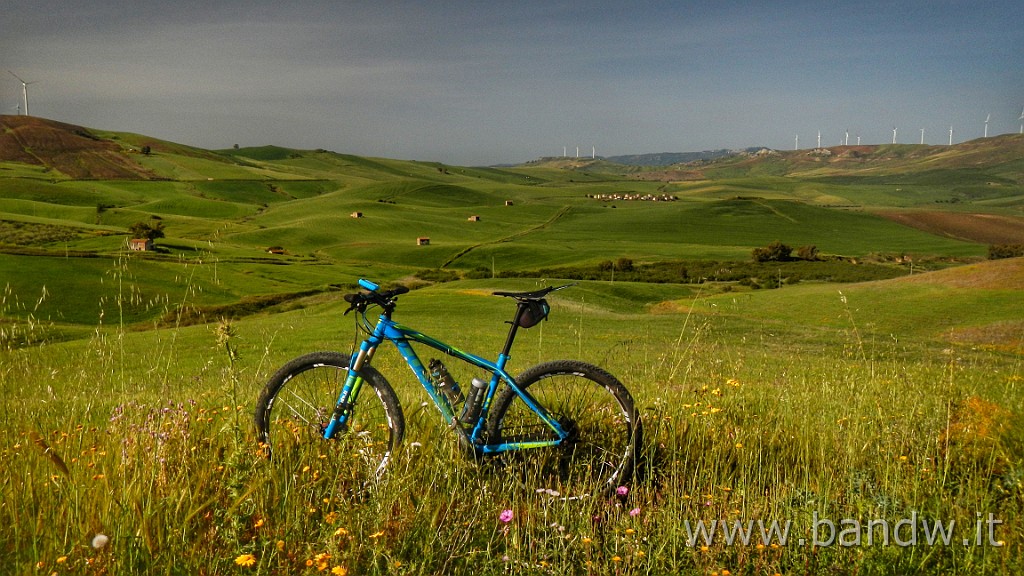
460;378;488;424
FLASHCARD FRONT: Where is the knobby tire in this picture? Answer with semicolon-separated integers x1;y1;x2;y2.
254;351;405;482
487;359;642;500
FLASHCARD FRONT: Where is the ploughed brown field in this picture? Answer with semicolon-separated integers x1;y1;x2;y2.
0;115;156;179
877;210;1024;245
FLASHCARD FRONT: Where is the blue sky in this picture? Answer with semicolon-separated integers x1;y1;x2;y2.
3;0;1021;165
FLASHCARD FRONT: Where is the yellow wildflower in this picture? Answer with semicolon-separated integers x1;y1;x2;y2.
234;554;257;567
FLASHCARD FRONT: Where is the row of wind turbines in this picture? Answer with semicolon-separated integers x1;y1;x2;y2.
798;109;1024;150
7;70;1024;146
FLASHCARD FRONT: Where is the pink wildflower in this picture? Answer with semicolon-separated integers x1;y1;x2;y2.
499;509;514;523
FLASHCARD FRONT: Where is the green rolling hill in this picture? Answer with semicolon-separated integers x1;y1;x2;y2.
1;114;1022;343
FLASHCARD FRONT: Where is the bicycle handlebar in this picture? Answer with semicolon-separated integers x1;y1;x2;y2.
343;283;409;315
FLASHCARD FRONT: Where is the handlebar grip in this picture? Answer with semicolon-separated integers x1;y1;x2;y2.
343;284;407;308
358;278;380;291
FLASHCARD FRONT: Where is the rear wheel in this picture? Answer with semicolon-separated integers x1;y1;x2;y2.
487;360;641;500
254;351;404;481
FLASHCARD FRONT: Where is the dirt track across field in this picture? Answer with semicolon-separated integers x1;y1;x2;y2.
876;211;1024;245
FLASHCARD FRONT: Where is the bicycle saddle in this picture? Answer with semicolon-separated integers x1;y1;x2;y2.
493;283;576;301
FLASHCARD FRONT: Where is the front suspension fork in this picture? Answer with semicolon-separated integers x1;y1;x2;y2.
322;344;377;439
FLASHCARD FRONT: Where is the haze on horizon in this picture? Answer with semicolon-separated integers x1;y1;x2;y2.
3;0;1022;166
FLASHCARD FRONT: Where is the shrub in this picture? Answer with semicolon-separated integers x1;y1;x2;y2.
752;241;793;262
128;220;165;241
796;245;819;261
415;268;459;283
988;244;1024;260
465;267;491;279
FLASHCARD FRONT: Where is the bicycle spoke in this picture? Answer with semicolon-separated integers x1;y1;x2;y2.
254;352;404;482
488;360;641;500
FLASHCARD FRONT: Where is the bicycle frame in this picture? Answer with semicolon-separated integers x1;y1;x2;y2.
323;309;569;454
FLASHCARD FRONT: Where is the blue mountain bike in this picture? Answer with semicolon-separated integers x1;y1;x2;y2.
255;279;641;499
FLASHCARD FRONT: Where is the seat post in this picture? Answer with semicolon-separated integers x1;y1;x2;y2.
499;302;528;358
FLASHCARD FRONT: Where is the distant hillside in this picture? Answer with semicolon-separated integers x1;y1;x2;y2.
700;135;1024;181
585;135;1024;189
603;148;764;166
0;115;159;179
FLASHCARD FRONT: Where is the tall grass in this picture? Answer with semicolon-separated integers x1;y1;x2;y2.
0;277;1021;575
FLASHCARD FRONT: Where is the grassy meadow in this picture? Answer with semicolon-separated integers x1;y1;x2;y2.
2;267;1022;575
1;119;1023;574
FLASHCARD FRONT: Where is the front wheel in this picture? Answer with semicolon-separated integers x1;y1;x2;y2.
487;360;642;500
254;351;405;481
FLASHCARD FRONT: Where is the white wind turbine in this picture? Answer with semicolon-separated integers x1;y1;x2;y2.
984;114;991;138
1018;107;1023;134
8;71;36;116
892;126;897;144
948;126;954;145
